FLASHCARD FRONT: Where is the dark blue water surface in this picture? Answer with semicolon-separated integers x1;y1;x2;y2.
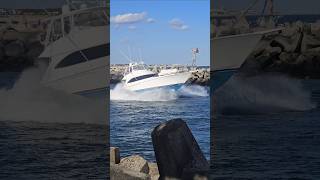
0;72;108;179
110;93;210;162
0;121;108;179
211;80;320;179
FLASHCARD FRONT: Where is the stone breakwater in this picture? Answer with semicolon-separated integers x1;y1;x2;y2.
111;65;210;86
241;21;320;78
188;69;210;86
110;119;209;180
0;37;44;72
110;147;160;180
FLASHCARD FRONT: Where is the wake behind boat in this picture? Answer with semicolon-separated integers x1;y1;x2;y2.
122;62;192;92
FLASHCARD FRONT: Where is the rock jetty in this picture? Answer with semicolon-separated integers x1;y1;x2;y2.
110;147;160;180
110;119;209;180
241;21;320;78
187;69;210;86
0;36;44;72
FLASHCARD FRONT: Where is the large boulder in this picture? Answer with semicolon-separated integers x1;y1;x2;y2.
311;20;320;38
120;155;149;174
110;164;151;180
301;33;320;52
4;40;25;57
279;52;299;64
151;119;209;180
148;163;160;180
26;41;44;60
281;26;298;37
270;32;302;53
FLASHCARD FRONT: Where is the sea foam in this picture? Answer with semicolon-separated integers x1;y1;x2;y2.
214;73;316;115
110;83;208;102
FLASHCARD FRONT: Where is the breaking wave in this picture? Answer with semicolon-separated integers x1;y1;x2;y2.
214;73;316;115
110;83;208;102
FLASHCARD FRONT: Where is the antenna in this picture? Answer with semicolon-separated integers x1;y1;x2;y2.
139;48;143;62
120;50;132;62
128;46;132;61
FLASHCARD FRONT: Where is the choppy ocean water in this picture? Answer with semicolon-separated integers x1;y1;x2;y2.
0;70;108;179
211;75;320;178
0;121;108;179
110;84;210;161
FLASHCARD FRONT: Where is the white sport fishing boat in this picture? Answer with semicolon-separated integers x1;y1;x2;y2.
38;1;109;94
122;62;191;92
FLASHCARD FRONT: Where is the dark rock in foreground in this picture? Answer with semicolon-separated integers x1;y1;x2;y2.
151;119;209;180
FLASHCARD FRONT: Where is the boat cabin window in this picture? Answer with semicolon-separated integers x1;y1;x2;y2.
73;9;108;27
128;74;157;83
55;52;86;69
55;43;110;68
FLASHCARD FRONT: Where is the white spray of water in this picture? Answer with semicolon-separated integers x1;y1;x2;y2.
0;68;106;124
178;85;209;97
110;83;208;102
214;74;316;115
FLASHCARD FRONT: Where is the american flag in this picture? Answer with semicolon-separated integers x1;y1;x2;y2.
192;48;199;53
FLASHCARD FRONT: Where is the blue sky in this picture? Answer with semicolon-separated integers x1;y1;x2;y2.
110;0;210;66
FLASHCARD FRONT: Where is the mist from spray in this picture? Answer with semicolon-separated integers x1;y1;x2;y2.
214;73;316;115
0;68;106;124
110;83;208;102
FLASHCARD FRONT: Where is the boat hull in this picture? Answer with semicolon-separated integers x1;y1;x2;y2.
210;29;283;91
41;57;108;94
124;72;192;92
212;32;264;72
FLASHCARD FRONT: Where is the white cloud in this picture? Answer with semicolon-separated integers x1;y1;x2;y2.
169;18;189;30
111;12;147;24
128;25;137;30
146;18;155;23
